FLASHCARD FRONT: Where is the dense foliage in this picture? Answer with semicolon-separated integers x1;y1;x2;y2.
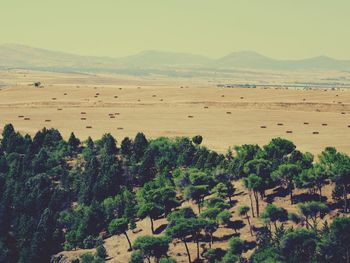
0;124;349;263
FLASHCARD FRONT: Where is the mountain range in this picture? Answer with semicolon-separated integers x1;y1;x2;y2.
1;43;350;74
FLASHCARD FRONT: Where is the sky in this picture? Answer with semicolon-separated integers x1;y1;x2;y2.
1;0;349;59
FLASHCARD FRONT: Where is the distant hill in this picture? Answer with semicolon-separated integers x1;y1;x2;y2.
1;43;350;73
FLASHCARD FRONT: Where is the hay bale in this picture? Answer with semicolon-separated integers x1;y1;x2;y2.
45;120;51;122
322;123;328;126
152;95;157;97
64;93;67;95
57;108;63;111
110;116;115;119
240;97;244;99
341;112;346;115
81;112;86;115
24;118;30;120
117;127;124;130
81;118;86;120
119;88;122;90
313;131;319;134
260;126;267;129
286;131;293;134
221;95;225;97
226;112;232;114
96;93;100;95
160;99;163;101
115;113;120;115
114;96;118;98
204;106;209;109
188;115;194;118
304;122;309;125
86;126;92;129
52;98;57;100
18;115;24;118
277;123;284;126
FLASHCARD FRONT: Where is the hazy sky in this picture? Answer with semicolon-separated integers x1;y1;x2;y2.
1;0;349;59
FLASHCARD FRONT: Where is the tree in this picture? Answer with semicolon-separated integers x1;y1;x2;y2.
68;132;81;152
331;153;350;213
121;137;133;157
134;132;148;161
108;218;132;251
133;235;169;263
227;237;245;258
166;208;199;263
129;251;143;263
263;138;296;169
280;229;317;263
243;174;264;217
297;163;328;201
298;201;328;231
96;245;107;259
272;164;300;204
192;135;203;145
238;206;253;236
261;204;288;233
212;170;236;204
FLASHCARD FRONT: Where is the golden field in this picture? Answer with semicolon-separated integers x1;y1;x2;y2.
1;70;350;155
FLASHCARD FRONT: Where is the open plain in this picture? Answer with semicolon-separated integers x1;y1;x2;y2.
1;70;350;155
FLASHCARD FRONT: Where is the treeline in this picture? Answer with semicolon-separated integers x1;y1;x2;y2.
0;124;349;263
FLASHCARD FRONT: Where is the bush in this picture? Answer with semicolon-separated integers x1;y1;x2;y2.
96;245;107;259
83;236;103;249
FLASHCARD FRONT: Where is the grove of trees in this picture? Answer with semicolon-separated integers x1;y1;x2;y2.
0;124;349;263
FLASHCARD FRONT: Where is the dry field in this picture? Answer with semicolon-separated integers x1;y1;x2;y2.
0;70;350;155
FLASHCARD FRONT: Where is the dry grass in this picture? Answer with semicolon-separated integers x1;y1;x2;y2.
1;70;350;156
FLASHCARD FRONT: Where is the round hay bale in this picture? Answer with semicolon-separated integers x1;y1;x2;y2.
341;112;346;115
204;106;209;109
322;123;328;126
221;95;225;97
240;97;244;99
45;120;51;122
81;112;86;115
18;115;24;118
115;113;120;115
64;93;67;95
119;88;122;90
304;122;309;125
188;115;194;118
24;118;30;120
117;127;124;130
152;95;157;97
86;126;92;129
277;123;284;126
226;112;232;114
260;126;267;129
52;98;57;100
81;118;86;120
57;108;63;111
313;131;319;134
286;131;293;134
114;96;118;98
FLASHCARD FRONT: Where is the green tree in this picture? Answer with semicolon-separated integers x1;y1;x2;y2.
133;235;169;263
108;218;132;251
238;205;253;236
298;201;328;231
272;164;300;204
261;204;288;233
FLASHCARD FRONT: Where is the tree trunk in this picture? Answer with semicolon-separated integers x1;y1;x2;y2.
197;201;201;214
150;217;155;234
124;232;132;251
318;186;323;201
196;240;200;260
343;184;348;213
254;191;259;217
246;214;253;236
183;240;192;263
228;195;232;205
248;191;255;218
290;185;293;205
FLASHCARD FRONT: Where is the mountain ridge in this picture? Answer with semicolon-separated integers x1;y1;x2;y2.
1;43;350;73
